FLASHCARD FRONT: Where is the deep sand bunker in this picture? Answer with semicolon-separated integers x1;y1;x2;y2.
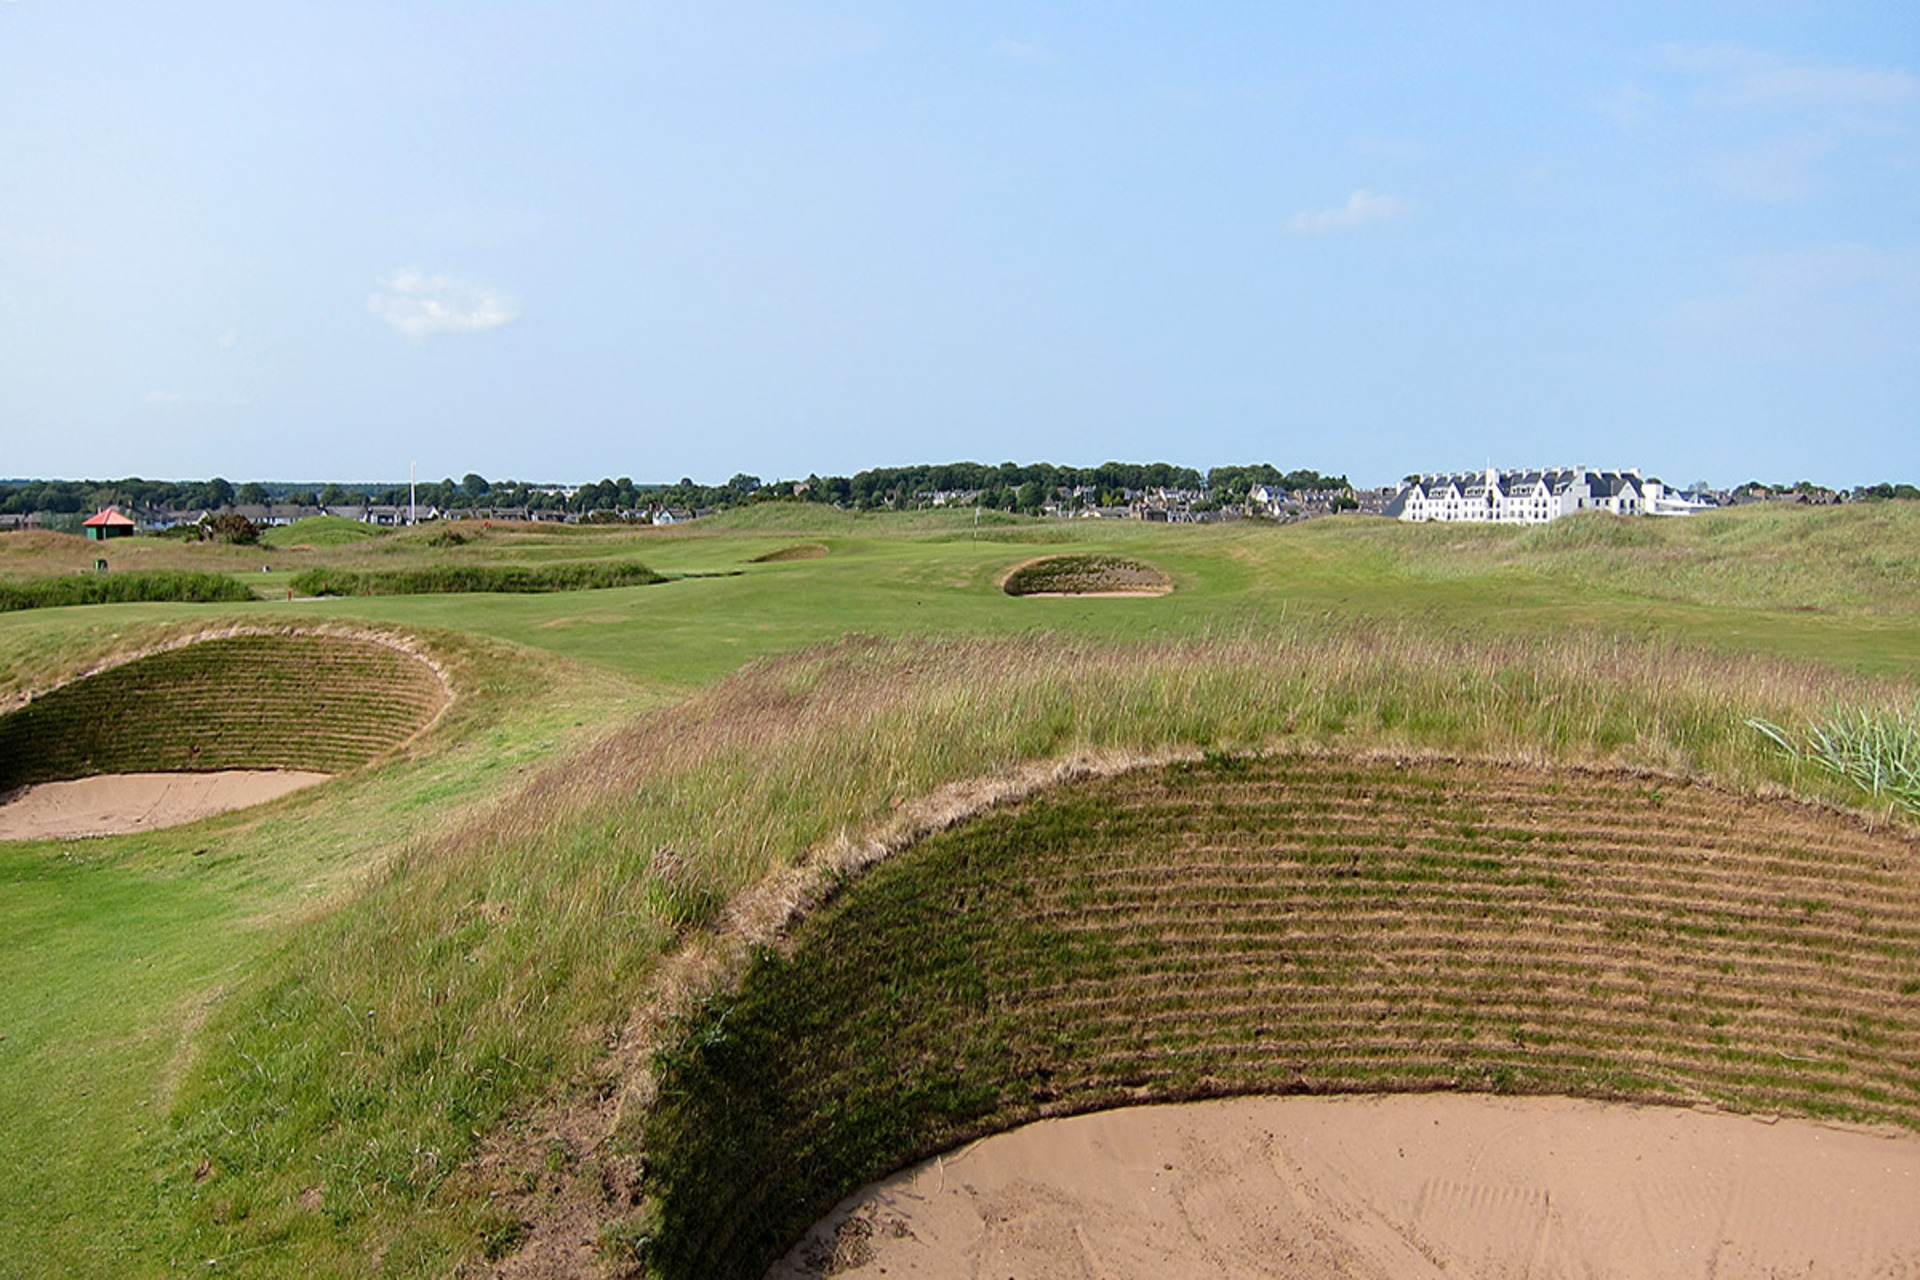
0;770;330;839
776;1094;1920;1279
0;628;448;837
643;753;1920;1278
1001;553;1172;597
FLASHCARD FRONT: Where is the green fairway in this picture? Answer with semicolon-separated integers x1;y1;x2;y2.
2;503;1918;1278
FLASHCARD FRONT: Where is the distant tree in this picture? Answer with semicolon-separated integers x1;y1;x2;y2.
205;477;235;509
320;483;348;507
726;473;762;499
287;490;318;507
203;512;260;545
237;482;269;507
462;472;490;499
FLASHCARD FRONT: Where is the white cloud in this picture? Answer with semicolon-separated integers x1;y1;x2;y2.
1288;189;1407;233
367;267;519;340
1659;44;1917;109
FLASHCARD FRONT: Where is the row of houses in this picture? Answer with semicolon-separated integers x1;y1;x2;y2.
1384;468;1716;524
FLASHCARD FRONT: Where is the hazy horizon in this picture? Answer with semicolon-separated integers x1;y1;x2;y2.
5;4;1914;489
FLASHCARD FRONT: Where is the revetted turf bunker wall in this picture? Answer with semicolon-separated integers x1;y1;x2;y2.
644;753;1920;1279
0;632;449;790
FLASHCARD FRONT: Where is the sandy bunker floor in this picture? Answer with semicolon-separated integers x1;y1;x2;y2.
774;1093;1920;1279
0;770;330;839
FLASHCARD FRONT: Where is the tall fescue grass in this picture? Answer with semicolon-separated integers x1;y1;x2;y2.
1751;707;1920;815
0;569;256;611
1342;502;1920;614
288;560;664;596
162;620;1909;1275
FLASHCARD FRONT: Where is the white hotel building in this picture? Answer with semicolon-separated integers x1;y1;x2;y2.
1384;467;1706;524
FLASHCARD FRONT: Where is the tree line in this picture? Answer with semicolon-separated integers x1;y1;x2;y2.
1;462;1354;520
11;466;1914;524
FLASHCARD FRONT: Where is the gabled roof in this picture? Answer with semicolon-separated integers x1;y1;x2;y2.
83;507;136;528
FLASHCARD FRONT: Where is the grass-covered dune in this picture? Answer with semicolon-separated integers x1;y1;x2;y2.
643;752;1920;1278
261;515;383;548
0;629;449;789
1332;499;1920;616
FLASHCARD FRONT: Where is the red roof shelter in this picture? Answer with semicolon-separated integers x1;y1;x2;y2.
82;507;137;541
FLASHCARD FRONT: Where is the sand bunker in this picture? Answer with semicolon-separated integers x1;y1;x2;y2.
0;770;329;840
1002;554;1172;597
774;1094;1920;1279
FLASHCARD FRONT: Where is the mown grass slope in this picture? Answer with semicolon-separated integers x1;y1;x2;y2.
0;631;448;789
645;752;1920;1279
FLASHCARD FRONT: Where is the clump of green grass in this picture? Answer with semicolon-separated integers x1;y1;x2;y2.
289;560;664;596
1750;708;1920;814
0;569;256;612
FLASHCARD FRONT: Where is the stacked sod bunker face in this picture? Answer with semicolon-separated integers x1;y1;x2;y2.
642;752;1920;1280
0;630;450;800
1001;554;1172;597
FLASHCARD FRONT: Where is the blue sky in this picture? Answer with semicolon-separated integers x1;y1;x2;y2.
3;3;1915;487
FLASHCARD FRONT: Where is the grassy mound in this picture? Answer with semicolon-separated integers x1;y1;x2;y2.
1330;502;1920;615
0;569;256;612
262;516;384;548
0;631;449;790
1002;553;1170;596
644;752;1920;1278
289;561;664;596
